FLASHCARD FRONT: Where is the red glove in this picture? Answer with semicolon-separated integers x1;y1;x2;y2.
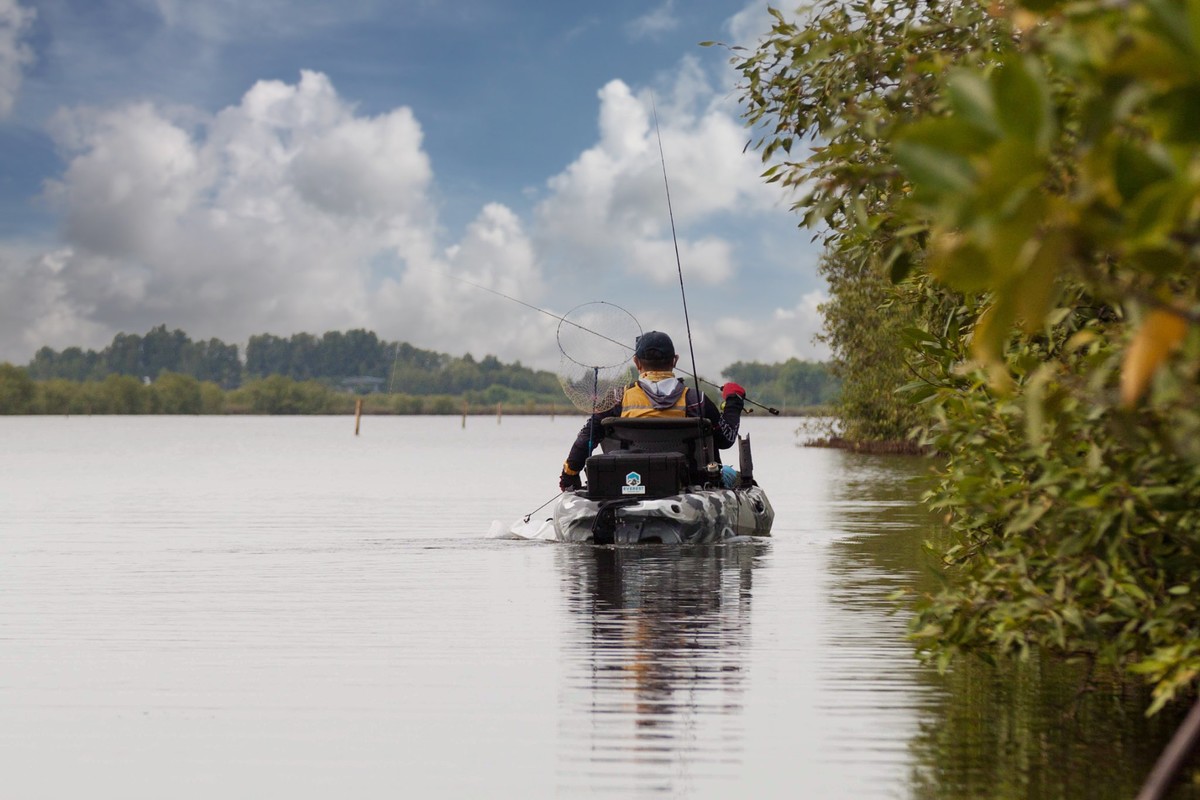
721;382;746;400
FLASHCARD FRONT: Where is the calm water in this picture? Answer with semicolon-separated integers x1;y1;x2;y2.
0;415;1192;799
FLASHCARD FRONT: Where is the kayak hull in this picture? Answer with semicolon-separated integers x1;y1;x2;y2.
552;485;774;545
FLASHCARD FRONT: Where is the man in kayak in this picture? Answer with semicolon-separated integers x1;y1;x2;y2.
558;330;746;491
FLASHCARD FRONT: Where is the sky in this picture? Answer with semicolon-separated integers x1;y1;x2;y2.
0;0;826;379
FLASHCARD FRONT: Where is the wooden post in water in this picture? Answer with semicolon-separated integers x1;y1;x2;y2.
497;402;502;425
462;399;468;429
354;397;363;436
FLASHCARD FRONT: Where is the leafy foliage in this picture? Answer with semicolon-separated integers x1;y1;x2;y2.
719;0;1015;443
732;0;1200;709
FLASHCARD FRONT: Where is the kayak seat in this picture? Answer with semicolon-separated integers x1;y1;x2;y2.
592;417;716;486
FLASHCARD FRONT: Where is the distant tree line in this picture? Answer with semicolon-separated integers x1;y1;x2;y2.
722;358;839;410
2;325;838;415
29;326;242;387
0;365;570;416
25;325;562;397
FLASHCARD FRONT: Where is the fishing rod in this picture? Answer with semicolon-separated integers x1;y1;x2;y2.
429;266;780;415
651;96;713;470
651;96;703;417
427;268;628;352
649;97;780;418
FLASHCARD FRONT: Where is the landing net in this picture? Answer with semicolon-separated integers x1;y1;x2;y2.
556;301;640;415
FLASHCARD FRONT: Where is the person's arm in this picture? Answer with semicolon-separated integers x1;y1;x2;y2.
562;405;620;478
707;384;745;449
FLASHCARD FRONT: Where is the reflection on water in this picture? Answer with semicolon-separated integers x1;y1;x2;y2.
556;544;763;795
907;654;1197;800
824;452;1200;800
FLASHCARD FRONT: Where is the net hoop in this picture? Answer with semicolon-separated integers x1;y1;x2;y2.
555;301;641;414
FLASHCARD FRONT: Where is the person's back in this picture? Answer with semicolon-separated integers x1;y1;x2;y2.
619;331;690;418
558;330;746;491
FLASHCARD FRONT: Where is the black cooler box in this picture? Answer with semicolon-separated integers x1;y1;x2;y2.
585;452;688;500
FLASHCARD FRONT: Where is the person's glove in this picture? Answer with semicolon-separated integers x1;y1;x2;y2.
559;464;583;492
722;382;746;401
721;382;746;412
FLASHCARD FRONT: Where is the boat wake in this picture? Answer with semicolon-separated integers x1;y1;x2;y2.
487;517;557;541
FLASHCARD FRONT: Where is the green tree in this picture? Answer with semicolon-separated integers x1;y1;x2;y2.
152;372;203;414
0;363;35;414
140;325;188;377
234;375;342;414
732;0;1200;710
185;338;241;388
92;374;150;413
887;0;1200;711
199;381;225;414
34;379;79;414
722;0;1013;443
245;333;291;378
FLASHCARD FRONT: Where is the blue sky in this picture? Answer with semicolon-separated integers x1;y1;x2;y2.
0;0;825;376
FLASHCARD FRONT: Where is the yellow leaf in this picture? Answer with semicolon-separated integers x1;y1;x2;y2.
1120;308;1189;407
1065;330;1099;352
1015;229;1067;333
970;299;1017;393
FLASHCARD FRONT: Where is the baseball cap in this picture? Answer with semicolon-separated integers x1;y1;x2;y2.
634;331;675;360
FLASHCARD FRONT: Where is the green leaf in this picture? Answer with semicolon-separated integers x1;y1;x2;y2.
1015;228;1068;332
898;117;995;157
946;70;1004;138
893;140;977;196
1149;86;1200;143
1147;0;1197;61
993;56;1054;150
1005;499;1050;534
971;294;1019;387
1126;181;1188;244
888;248;914;284
1108;30;1193;82
929;234;994;293
1113;141;1175;202
1062;605;1084;630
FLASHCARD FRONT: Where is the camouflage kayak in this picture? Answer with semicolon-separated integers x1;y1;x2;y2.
551;417;775;545
551;484;774;545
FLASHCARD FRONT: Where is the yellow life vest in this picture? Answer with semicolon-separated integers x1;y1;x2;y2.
620;380;689;418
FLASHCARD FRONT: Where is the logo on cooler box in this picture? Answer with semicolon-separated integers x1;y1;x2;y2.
622;471;646;495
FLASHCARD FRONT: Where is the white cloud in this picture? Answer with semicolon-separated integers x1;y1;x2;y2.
712;290;830;370
0;44;824;374
0;0;34;117
378;202;560;366
0;69;568;368
533;71;780;289
0;71;501;361
0;244;110;359
627;1;678;40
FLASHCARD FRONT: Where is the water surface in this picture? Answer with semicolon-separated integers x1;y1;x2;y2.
0;415;1191;798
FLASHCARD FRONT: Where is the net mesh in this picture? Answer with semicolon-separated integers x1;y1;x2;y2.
556;302;641;414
